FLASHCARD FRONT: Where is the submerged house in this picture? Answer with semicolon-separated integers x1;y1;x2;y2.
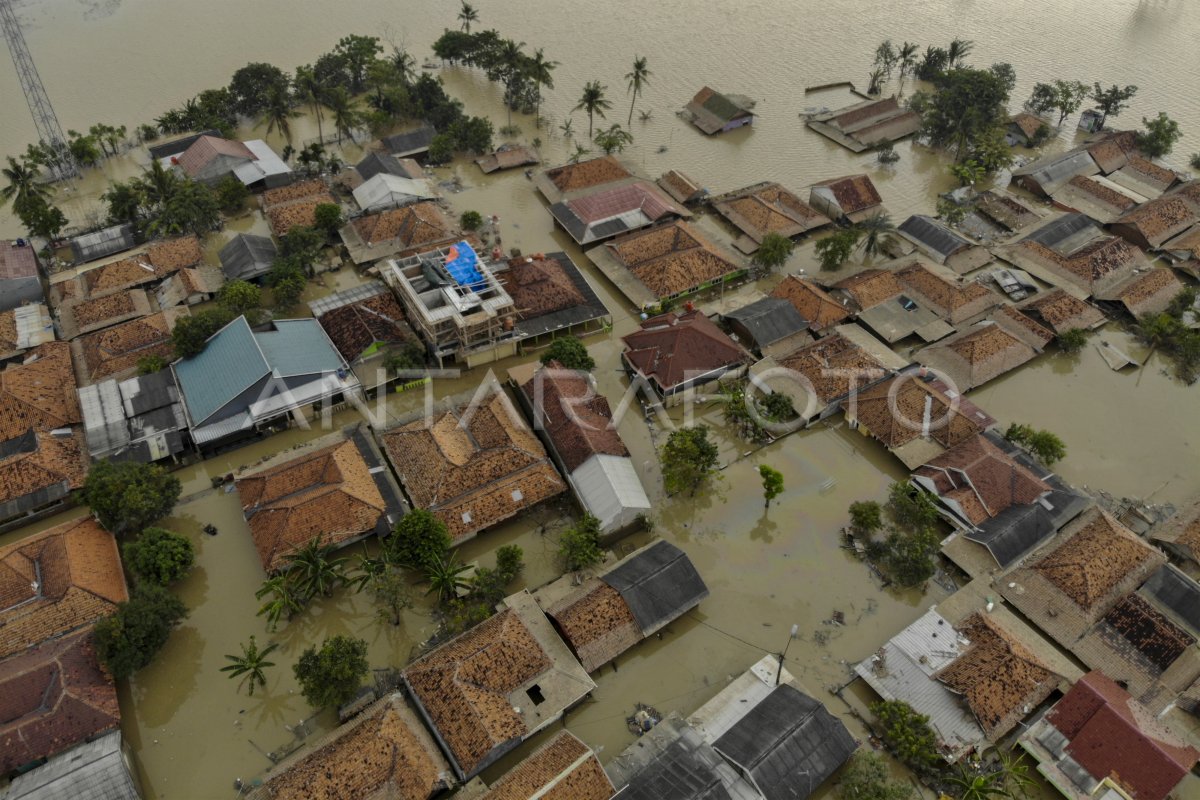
77;369;189;464
355;150;424;183
381;122;436;159
380;386;565;543
806;96;922;152
262;179;339;238
67;224;136;265
342;200;460;266
1012;149;1100;197
896;215;991;274
1051;175;1139;225
465;731;613;800
809;174;884;224
474;143;539;174
1014;288;1107;335
535;540;707;672
218;233;278;283
997;213;1148;299
657;170;704;204
518;362;650;534
0;239;43;312
2;731;142;800
402;591;595;780
1007;112;1049;147
548;178;688;246
172;135;291;189
683;86;755;134
351;173;436;213
311;282;423;392
914;316;1044;391
721;296;810;354
710;181;831;253
496;252;611;344
620;310;752;402
1110;184;1200;250
770;275;853;335
1096;267;1185;318
829;266;949;344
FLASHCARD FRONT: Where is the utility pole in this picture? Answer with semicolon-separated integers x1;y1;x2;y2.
0;0;78;180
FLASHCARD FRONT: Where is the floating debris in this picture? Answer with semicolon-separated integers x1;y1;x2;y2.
626;702;662;736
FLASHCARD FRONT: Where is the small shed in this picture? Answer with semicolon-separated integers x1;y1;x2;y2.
218;234;278;283
657;170;704;204
722;296;809;353
1006;112;1048;147
809;174;884;224
69;224;135;265
352;173;436;213
381;122;436;157
2;731;141;800
475;143;539;174
683;86;755;135
355;151;423;182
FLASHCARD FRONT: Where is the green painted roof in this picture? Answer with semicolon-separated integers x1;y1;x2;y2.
256;320;346;377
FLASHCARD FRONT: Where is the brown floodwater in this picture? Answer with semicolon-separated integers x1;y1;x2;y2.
1;1;1199;798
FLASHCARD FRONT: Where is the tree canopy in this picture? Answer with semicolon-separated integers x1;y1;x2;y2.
1137;112;1183;158
293;635;370;708
82;460;182;535
1091;83;1138;128
559;514;603;571
661;426;720;496
171;307;236;359
388;509;452;571
228;62;291;118
94;584;188;678
752;232;794;271
123;527;195;586
539;336;595;371
917;65;1013;161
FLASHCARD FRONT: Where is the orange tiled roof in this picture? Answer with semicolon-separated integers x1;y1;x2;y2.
606;221;742;299
145;236;204;270
76;309;182;382
1031;510;1154;610
1115;196;1197;245
176;136;254;177
262;179;329;209
832;268;903;310
1010;112;1046;139
266;195;337;237
500;256;586;320
812;174;883;215
479;731;614;800
1019;237;1139;290
1064;176;1136;212
995;305;1055;346
522;365;628;473
947;324;1027;366
1114;268;1183;316
236;438;388;572
352;202;454;247
852;377;983;451
714;183;829;241
895;262;996;320
0;343;80;441
776;332;888;404
771;275;852;329
0;428;89;509
0;516;128;659
914;434;1050;526
545;157;631;194
404;609;553;777
1018;289;1105;334
542;580;640;673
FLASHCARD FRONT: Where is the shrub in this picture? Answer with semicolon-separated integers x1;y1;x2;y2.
660;426;720;496
388;509;452;571
836;751;914;800
94;584;188;678
1005;422;1067;465
849;501;884;536
383;342;426;373
171;307;235;358
313;202;344;239
293;635;370;708
871;700;941;778
1056;328;1088;354
461;210;484;231
137;355;167;375
215;175;249;214
559;514;603;571
122;527;195;586
751;232;794;271
539;336;595;371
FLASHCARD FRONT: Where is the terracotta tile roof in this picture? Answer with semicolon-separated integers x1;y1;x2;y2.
478;730;613;800
381;390;565;541
1017;289;1106;334
0;429;89;509
1164;225;1200;258
500;256;586;319
521;365;628;473
994;305;1054;346
178;265;224;296
1151;502;1200;565
976;191;1039;231
76;309;184;382
713;183;830;241
1018;236;1140;291
852;377;983;451
832;268;902;309
0;516;128;659
1031;510;1154;610
0;629;120;774
267;194;337;237
914;434;1050;526
1100;593;1194;672
1086;131;1138;173
1112;268;1184;316
317;291;417;363
146;236;204;270
247;693;446;800
541;579;640;673
1123;155;1177;188
1114;196;1198;246
351;202;453;247
896;263;997;322
947;324;1026;366
1009;112;1045;139
1065;175;1136;212
404;609;553;777
917;322;1039;390
605;221;742;299
812;174;883;215
621;310;750;392
83;257;171;296
545;157;631;193
236;437;388;572
0;240;38;280
0;343;81;441
1172;180;1200;206
935;613;1058;739
658;170;701;203
0;310;17;354
1048;672;1199;800
775;331;888;404
770;275;851;329
262;179;330;209
176;135;254;177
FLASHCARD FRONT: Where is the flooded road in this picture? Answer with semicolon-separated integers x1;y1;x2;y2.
0;1;1198;798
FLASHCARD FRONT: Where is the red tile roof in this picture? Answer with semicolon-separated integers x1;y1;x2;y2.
1048;672;1199;800
545;157;632;193
774;331;889;405
914;434;1050;526
500;255;587;320
812;174;883;216
76;308;184;382
770;275;852;330
317;291;417;363
0;343;80;441
605;221;741;300
852;376;984;451
621;311;750;392
521;364;628;473
0;240;38;280
176;135;254;177
478;730;614;800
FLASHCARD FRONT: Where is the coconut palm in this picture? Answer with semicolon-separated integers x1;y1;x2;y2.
574;80;612;139
867;67;887;96
254;576;304;631
324;87;361;143
625;56;651;128
424;551;471;602
389;48;417;85
496;39;526;127
458;1;478;32
0;156;50;215
220;635;279;696
897;41;920;85
594;123;633;155
948;767;1012;800
294;65;327;144
527;47;558;129
856;212;895;257
558;116;574;139
282;537;349;599
261;85;299;144
947;37;974;68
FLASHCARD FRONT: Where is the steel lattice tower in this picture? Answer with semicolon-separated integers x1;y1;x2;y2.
0;0;78;180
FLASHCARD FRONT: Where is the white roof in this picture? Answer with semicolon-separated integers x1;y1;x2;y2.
571;454;651;532
238;139;291;182
352;173;436;213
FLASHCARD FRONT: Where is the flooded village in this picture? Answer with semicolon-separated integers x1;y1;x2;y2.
2;1;1200;799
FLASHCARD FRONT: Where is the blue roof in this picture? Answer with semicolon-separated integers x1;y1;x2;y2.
443;241;485;290
174;317;346;425
255;319;345;377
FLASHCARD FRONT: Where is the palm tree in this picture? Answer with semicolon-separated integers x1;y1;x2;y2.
325;87;361;143
220;636;279;696
255;576;304;631
624;56;651;128
496;39;526;127
948;767;1011;800
867;67;887;96
558;117;574;139
594;123;633;155
0;156;51;215
389;48;417;85
294;65;327;144
349;550;387;592
141;159;180;211
282;537;349;599
424;551;471;602
897;41;919;86
527;48;558;129
574;80;612;140
856;212;895;257
947;38;974;68
458;1;478;32
261;85;299;145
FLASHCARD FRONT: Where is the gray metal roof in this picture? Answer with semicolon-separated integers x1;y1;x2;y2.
1013;150;1099;194
1139;565;1200;635
612;718;741;800
897;215;970;260
79;380;130;456
70;224;135;263
0;277;44;312
173;315;269;425
121;369;180;417
601;540;709;635
1022;213;1098;250
307;281;388;318
356;151;408;182
713;684;857;800
255;320;346;377
218;233;277;282
381;123;435;156
723;297;809;349
2;732;139;800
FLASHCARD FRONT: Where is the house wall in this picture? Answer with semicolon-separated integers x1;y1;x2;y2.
721;115;754;133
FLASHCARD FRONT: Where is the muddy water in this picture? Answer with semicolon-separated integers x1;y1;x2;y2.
0;1;1197;797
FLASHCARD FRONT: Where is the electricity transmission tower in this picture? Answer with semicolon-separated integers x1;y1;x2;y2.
0;0;78;180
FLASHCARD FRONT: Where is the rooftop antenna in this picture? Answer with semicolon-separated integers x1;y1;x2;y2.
0;0;79;181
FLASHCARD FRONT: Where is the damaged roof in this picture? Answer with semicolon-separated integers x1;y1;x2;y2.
476;730;613;800
914;433;1051;527
316;288;418;363
605;221;742;300
811;174;883;216
712;182;831;242
770;275;852;330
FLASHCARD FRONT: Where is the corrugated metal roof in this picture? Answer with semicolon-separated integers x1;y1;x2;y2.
610;717;749;800
352;174;435;212
173;316;269;425
2;731;139;800
255;319;346;377
218;234;277;282
1139;565;1200;635
724;297;809;349
69;224;135;263
898;215;970;260
572;454;651;532
602;540;709;635
78;381;130;456
712;684;857;800
1023;213;1098;249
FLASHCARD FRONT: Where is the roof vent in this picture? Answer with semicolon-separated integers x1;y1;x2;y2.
511;489;524;502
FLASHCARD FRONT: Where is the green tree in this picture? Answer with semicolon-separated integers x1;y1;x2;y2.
871;700;941;778
915;45;949;81
752;232;794;271
946;37;974;67
887;481;940;530
293;65;327;144
1025;82;1057;117
123;527;195;586
281;537;349;599
1191;153;1200;171
229;62;291;118
94;584;188;679
856;212;895;257
1091;83;1138;129
1049;80;1090;126
527;48;558;128
137;355;167;375
146;177;220;239
920;66;1012;161
333;34;383;94
1136;112;1182;158
21;200;68;241
383;342;426;373
948;768;1011;800
559;513;604;571
594;123;633;155
874;40;898;80
270;270;307;310
255;575;304;632
449;116;495;154
661;425;720;497
218;280;261;316
388;509;452;571
82;460;182;535
836;751;914;800
539;336;595;371
313;202;344;239
815;228;862;271
457;1;479;32
625;55;651;128
261;83;300;145
220;635;279;696
171;307;235;358
369;568;413;626
424;551;471;602
1004;422;1066;465
574;80;613;139
849;501;884;536
325;87;362;143
759;464;784;508
897;41;919;86
1056;328;1089;354
937;197;967;225
215;175;249;214
293;635;369;708
461;210;484;231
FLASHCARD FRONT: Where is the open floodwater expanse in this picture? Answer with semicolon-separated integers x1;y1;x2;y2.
1;1;1199;797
